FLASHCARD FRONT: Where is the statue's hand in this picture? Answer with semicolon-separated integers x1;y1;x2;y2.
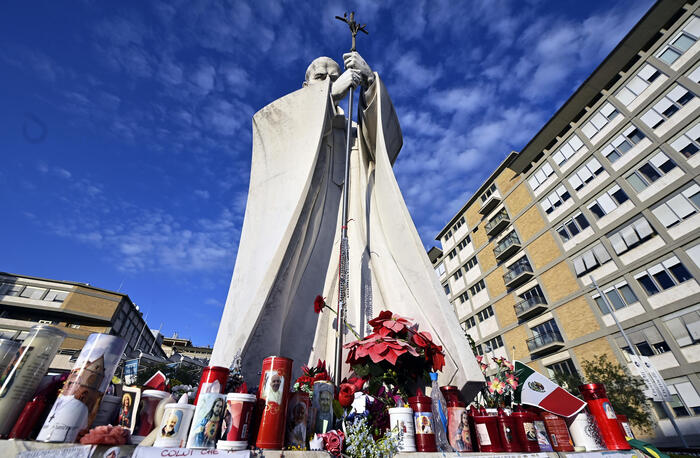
331;69;362;103
343;52;374;87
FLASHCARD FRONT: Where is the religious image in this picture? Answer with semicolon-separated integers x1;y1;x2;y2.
117;387;140;432
415;412;433;434
261;371;284;404
160;409;182;437
187;393;225;448
286;394;309;448
312;381;334;433
448;408;471;451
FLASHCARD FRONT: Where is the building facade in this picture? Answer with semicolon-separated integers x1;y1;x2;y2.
0;272;166;371
434;0;700;445
161;334;212;363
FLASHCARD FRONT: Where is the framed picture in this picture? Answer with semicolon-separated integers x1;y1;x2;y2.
117;386;141;433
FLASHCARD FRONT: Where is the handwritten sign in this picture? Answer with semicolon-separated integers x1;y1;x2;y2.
132;448;251;458
18;446;93;458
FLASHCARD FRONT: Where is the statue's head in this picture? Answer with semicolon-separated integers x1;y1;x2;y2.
303;57;341;87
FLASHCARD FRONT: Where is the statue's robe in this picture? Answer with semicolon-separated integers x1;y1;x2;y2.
211;75;484;398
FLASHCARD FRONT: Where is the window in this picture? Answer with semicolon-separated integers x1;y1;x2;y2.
556;212;591;242
520;285;546;304
447;249;458;260
464;257;478;272
532;320;562;342
4;285;23;297
618;325;670;358
19;286;47;300
457;292;469;304
670;122;700;159
475;344;484;356
483;335;504;351
656;15;700;65
651;183;700;228
572;242;612;277
663;305;700;347
541;185;572;214
470;280;486;296
640;84;695;129
481;183;497;203
546;359;578;377
626;151;678;193
601;125;646;163
616;63;663;106
634;256;694;296
457;235;472;251
44;290;69;302
435;263;446;277
528;162;555;192
552;134;585;166
587;184;630;219
593;281;639;314
453;216;466;232
477;305;494;322
444;230;452;242
453;269;463;281
607;217;655;255
443;283;450;295
568;157;605;191
581;102;620;140
464;317;476;329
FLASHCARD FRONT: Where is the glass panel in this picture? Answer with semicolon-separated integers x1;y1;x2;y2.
569;135;583;151
652;204;680;227
595;296;610;314
598;194;617;213
557;227;570;242
627;76;648;95
638;275;660;295
619;284;638;304
673;34;696;52
589;203;606;219
638;163;661;183
566;220;580;236
658;47;681;65
669;263;692;283
611;188;629;205
652;270;675;290
627;173;648;192
575;213;590;229
667;195;696;219
605;289;626;310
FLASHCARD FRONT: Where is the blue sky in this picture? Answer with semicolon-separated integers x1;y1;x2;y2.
1;0;655;346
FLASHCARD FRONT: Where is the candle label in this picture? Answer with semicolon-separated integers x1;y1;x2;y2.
524;421;537;442
414;411;434;435
476;423;491;446
602;401;617;419
0;346;48;401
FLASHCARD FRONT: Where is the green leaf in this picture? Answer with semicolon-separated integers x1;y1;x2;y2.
332;398;345;418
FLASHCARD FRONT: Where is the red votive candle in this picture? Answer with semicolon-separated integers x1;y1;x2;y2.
255;356;292;449
512;411;540;452
578;384;630;450
408;393;436;452
473;414;503;452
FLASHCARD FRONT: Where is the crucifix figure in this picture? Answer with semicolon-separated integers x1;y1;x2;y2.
210;12;484;399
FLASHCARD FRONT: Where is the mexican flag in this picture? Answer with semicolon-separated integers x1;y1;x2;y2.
514;361;586;417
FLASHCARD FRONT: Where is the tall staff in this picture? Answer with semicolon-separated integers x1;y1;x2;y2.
333;12;368;387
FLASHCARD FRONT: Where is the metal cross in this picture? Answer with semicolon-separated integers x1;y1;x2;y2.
335;12;368;52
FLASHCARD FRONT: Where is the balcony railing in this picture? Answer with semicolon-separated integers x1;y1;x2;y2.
494;232;521;260
503;261;533;288
527;330;565;355
514;295;548;320
479;192;501;214
485;209;510;236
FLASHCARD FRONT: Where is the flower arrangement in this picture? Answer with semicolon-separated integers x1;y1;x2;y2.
476;355;518;408
343;310;445;397
292;359;331;396
344;416;400;458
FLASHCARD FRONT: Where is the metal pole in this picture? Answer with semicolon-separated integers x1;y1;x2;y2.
591;277;687;447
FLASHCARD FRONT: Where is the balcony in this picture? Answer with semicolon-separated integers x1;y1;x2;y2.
485;209;510;236
479;191;501;215
527;330;565;357
503;262;533;288
514;296;548;320
493;232;521;261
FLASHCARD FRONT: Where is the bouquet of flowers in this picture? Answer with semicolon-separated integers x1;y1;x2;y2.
476;355;518;407
343;310;445;397
292;359;331;396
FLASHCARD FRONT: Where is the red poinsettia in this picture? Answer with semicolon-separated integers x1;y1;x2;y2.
412;330;435;348
368;310;413;337
345;333;419;366
426;343;446;372
314;295;325;314
338;383;356;407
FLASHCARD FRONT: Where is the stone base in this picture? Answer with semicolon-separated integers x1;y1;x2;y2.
0;440;643;458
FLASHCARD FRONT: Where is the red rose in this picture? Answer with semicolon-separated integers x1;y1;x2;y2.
322;430;345;456
314;295;325;314
338;383;356;408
